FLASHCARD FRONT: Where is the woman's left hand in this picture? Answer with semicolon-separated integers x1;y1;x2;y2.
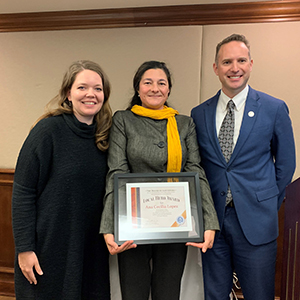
185;230;215;253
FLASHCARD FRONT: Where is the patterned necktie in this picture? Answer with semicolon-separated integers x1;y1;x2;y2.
218;100;235;205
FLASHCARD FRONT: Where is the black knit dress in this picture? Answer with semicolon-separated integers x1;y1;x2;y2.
12;113;110;300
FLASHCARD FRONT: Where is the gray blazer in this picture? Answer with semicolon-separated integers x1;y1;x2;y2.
100;110;219;234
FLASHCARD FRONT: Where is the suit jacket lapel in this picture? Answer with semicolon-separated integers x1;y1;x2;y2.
229;86;260;164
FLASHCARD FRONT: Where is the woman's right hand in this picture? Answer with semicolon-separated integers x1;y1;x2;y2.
103;233;137;255
18;251;43;285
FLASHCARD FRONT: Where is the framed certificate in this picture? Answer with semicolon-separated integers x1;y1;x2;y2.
114;172;204;245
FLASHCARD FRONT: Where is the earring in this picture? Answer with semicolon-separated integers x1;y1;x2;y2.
65;99;72;108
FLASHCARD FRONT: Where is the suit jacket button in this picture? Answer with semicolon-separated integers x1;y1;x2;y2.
157;141;165;148
220;191;225;196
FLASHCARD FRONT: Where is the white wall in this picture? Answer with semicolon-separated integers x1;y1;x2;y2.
1;22;298;178
0;26;203;169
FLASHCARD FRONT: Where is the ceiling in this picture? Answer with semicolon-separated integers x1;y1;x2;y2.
1;0;268;14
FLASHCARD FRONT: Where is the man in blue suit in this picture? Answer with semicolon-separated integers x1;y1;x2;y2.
190;34;295;299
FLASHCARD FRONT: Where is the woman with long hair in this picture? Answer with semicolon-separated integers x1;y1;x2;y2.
12;60;112;300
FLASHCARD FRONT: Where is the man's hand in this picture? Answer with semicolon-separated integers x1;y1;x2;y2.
18;251;43;285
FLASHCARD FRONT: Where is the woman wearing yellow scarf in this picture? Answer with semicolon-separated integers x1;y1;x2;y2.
100;61;219;300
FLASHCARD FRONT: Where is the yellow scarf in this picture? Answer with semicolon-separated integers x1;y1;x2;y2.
131;105;182;173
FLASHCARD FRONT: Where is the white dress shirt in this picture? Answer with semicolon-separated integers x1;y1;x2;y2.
216;85;249;150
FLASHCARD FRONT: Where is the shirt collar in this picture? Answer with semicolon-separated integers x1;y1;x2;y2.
219;85;249;112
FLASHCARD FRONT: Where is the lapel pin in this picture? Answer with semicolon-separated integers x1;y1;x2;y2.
248;111;255;117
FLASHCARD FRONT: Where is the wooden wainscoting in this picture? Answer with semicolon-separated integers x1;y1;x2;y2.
281;178;300;300
0;169;15;296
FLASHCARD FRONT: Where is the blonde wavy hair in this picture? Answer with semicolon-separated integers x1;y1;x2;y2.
34;60;112;151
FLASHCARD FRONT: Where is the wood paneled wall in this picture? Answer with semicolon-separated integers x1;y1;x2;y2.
281;178;300;300
0;169;15;296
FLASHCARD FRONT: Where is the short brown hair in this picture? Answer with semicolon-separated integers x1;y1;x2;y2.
215;34;251;65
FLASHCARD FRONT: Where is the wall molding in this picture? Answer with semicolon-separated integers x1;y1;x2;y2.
0;0;300;33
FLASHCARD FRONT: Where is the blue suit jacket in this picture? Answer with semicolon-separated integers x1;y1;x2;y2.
191;86;295;245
